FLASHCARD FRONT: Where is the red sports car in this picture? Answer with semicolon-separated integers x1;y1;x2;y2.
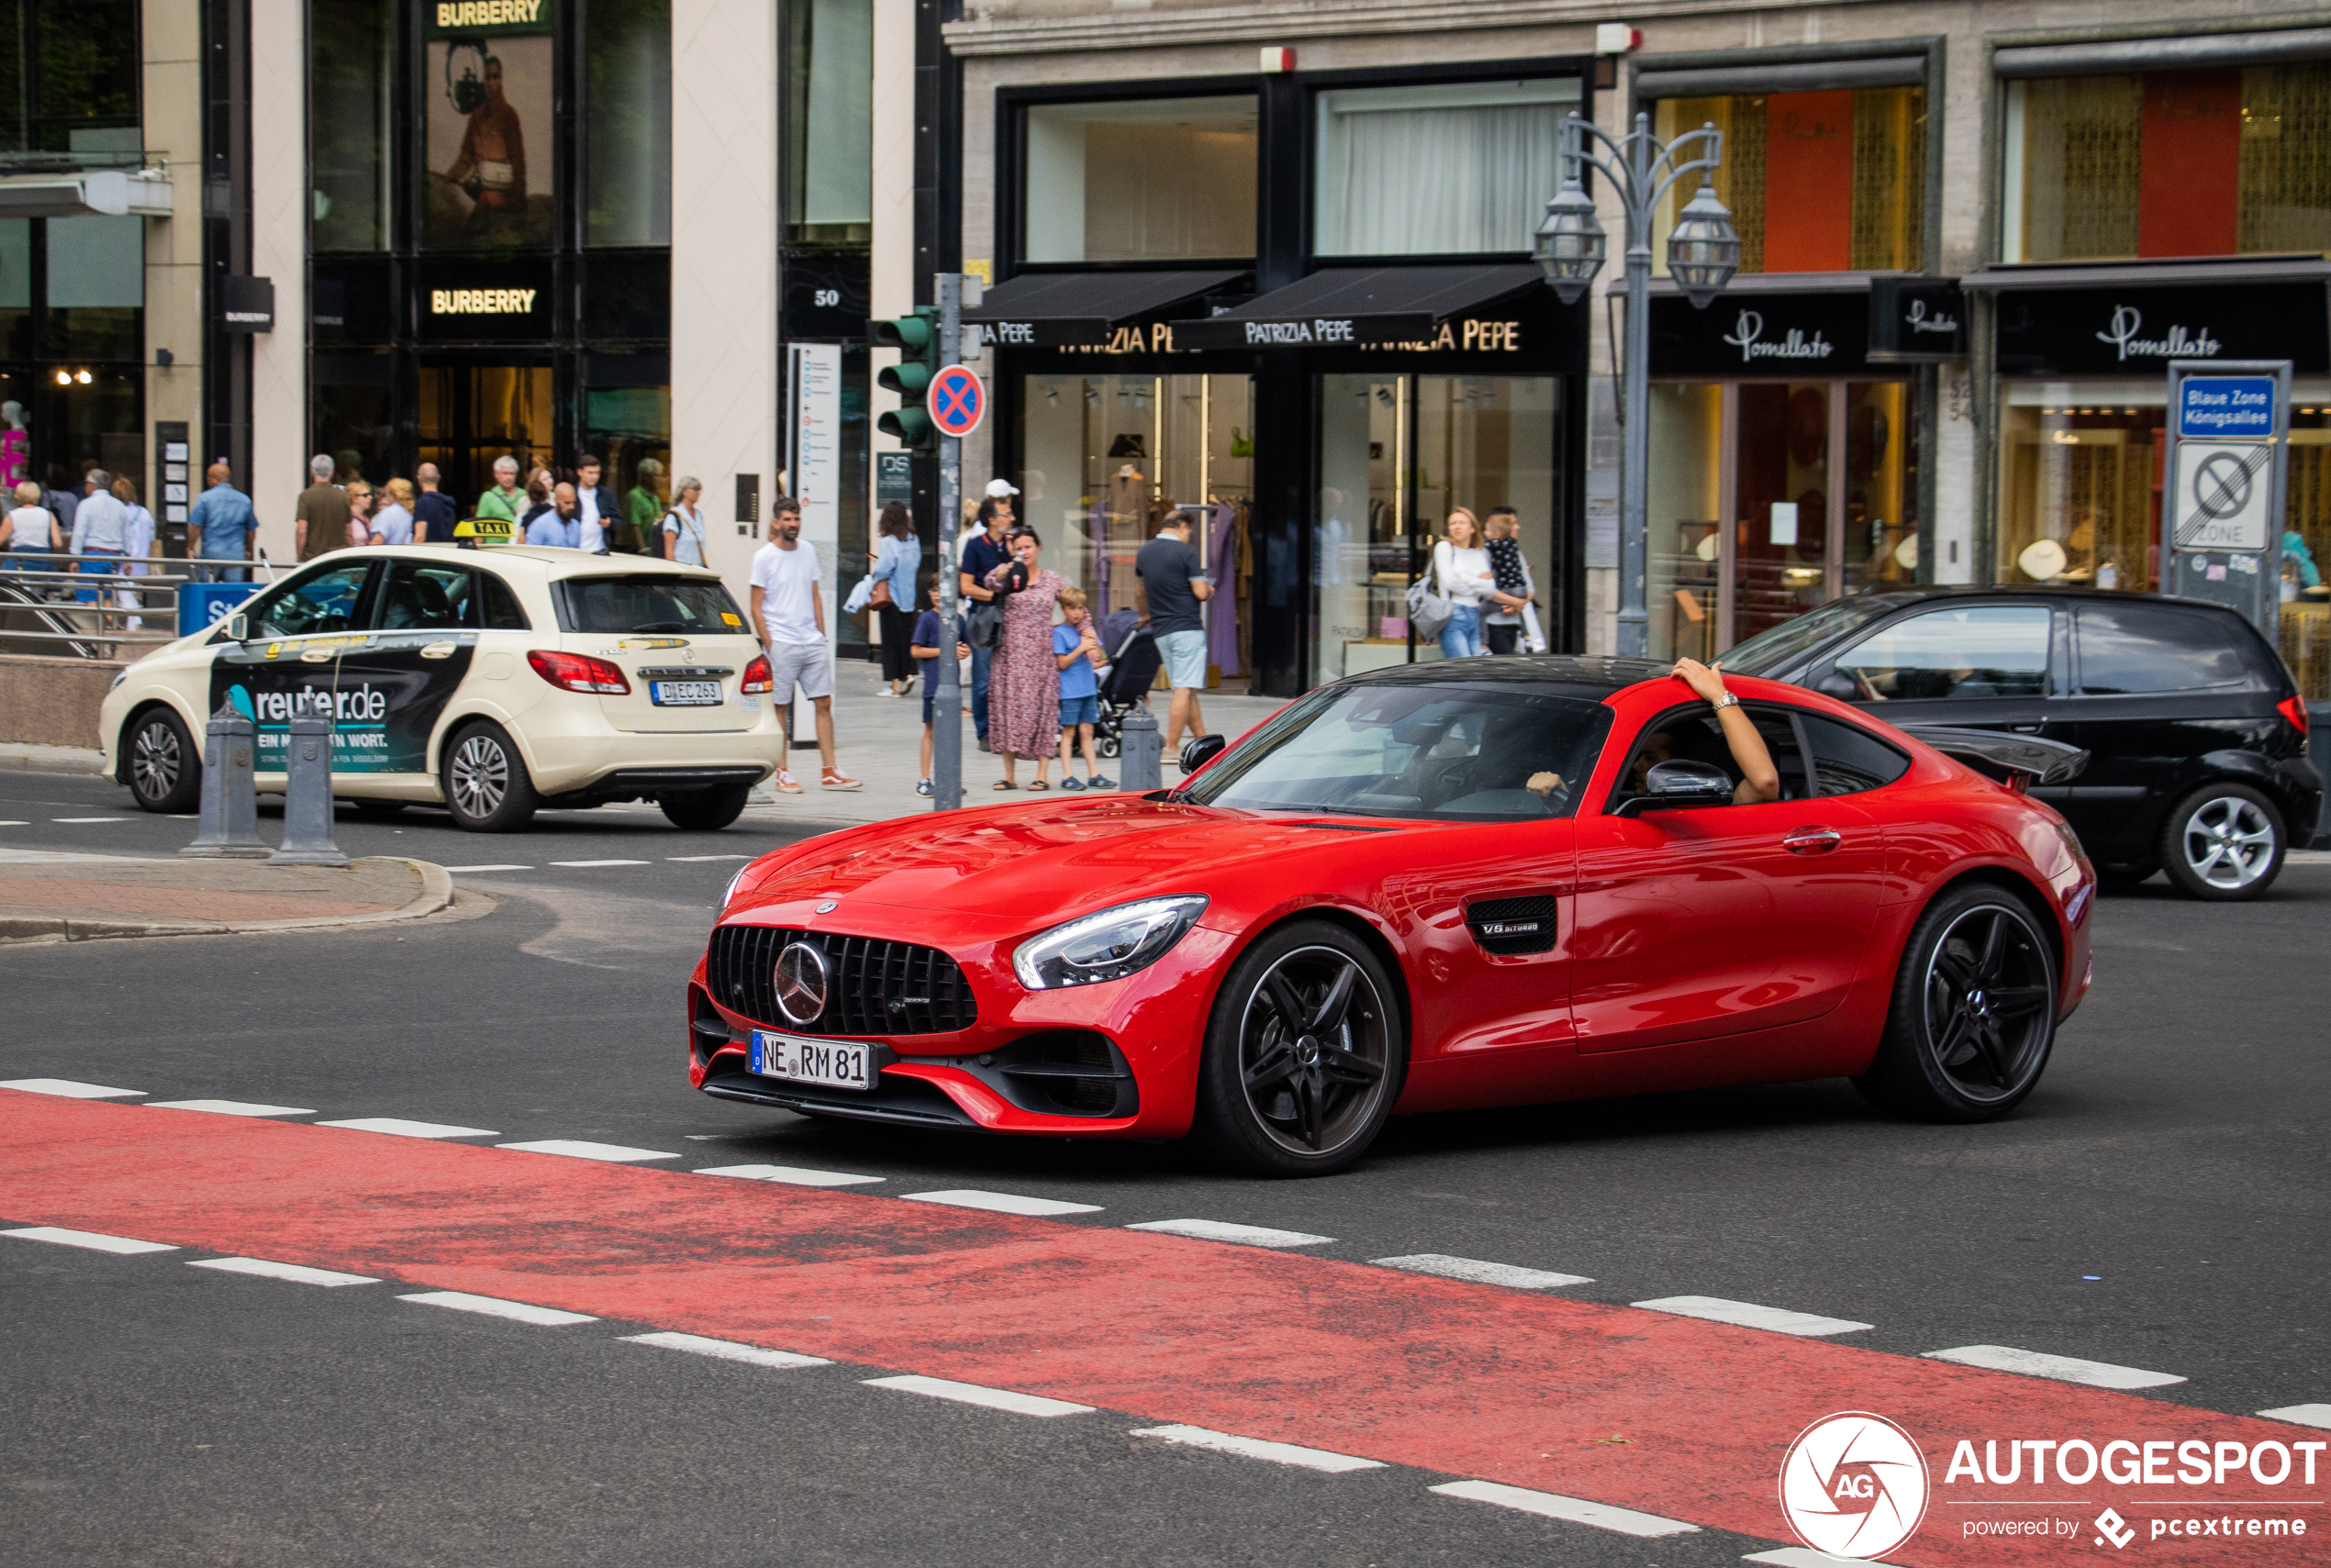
687;657;2095;1175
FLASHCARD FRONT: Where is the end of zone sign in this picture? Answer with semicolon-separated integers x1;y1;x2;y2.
2177;376;2276;439
931;364;985;439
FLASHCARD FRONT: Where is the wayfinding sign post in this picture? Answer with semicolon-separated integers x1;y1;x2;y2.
2163;360;2290;639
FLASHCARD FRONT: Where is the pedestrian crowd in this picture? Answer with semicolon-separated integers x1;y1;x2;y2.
1414;505;1547;660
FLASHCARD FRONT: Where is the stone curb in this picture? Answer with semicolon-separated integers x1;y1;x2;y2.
0;857;458;946
0;747;107;777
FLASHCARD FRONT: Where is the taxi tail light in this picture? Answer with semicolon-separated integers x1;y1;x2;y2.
2278;695;2309;737
741;653;774;695
527;649;630;695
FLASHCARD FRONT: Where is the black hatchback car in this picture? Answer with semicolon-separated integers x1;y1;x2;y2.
1719;588;2321;900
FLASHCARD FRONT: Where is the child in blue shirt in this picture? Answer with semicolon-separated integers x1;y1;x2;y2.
909;574;968;797
1052;586;1112;790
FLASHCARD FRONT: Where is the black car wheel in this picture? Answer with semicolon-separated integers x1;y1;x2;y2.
441;721;539;832
124;707;202;814
661;784;751;831
1856;884;2058;1123
2094;861;2156;893
2158;782;2284;901
1191;920;1405;1176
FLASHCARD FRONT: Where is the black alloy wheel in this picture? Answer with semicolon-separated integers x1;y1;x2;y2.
661;783;751;831
1857;884;2058;1122
1192;920;1404;1176
441;721;539;832
2158;782;2284;902
125;707;202;814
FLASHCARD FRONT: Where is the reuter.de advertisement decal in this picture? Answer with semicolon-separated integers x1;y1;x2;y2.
1775;1408;2321;1561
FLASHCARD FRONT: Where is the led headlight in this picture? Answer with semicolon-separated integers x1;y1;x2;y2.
106;669;128;695
720;866;754;910
1012;895;1208;991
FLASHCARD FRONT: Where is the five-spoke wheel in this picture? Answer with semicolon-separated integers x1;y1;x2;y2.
1857;884;2057;1121
2159;783;2284;902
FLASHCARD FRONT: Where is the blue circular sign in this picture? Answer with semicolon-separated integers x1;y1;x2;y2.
930;364;986;439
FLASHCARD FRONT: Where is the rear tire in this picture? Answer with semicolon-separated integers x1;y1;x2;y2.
2158;782;2284;901
123;706;202;814
2094;861;2155;892
1856;883;2058;1123
441;721;539;833
350;799;408;818
661;784;750;831
1188;919;1405;1177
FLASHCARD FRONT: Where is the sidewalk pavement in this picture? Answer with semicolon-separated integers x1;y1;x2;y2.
1;741;106;776
0;850;454;944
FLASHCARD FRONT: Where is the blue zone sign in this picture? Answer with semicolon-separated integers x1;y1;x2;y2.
2176;376;2277;439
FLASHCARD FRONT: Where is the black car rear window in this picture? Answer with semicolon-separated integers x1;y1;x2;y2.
2076;603;2256;694
554;573;747;636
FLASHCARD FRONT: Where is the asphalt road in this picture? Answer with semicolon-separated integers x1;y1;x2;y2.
5;764;2328;1564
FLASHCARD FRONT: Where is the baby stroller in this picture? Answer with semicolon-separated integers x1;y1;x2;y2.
1091;607;1160;760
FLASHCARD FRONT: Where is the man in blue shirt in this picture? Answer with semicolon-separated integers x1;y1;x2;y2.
412;462;460;544
186;462;258;582
524;483;583;547
956;495;1013;750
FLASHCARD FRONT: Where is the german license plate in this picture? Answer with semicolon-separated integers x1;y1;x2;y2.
750;1030;872;1091
651;680;723;706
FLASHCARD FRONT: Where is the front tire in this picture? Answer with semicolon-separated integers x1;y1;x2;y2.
2158;782;2284;901
441;721;539;832
1856;884;2058;1123
350;799;408;818
124;706;202;814
1189;920;1405;1176
661;784;750;831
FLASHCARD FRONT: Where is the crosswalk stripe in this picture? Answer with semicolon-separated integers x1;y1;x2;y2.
1924;1344;2186;1389
398;1291;596;1327
1;1078;145;1099
189;1256;378;1287
622;1331;831;1368
2257;1404;2331;1429
319;1118;499;1140
148;1099;316;1118
1632;1296;1872;1337
1372;1254;1591;1290
1131;1424;1383;1473
3;1225;175;1254
496;1140;679;1162
902;1189;1101;1217
547;859;651;867
1127;1218;1333;1248
443;864;531;873
862;1374;1092;1418
1430;1479;1701;1538
695;1164;885;1186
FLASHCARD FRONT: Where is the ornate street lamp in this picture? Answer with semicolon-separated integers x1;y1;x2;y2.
1535;112;1738;659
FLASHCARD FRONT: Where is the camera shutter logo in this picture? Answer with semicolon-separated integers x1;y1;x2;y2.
774;942;829;1025
1778;1411;1930;1560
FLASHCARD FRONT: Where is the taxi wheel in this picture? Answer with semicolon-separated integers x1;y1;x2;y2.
661;784;750;831
350;800;408;817
124;707;202;815
441;721;538;833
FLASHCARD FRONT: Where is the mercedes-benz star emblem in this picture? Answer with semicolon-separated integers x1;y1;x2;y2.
774;942;829;1025
815;900;838;914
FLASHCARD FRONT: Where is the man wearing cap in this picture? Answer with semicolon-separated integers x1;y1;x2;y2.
956;479;1018;751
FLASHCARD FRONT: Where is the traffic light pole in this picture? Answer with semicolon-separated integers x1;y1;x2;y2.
930;272;965;813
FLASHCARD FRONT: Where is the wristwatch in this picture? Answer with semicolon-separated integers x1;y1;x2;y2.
1709;692;1740;710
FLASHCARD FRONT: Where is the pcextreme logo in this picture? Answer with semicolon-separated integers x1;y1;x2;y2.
1779;1412;1931;1559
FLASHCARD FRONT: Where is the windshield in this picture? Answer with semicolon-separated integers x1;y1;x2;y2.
1719;597;1896;677
554;574;748;636
1183;682;1612;821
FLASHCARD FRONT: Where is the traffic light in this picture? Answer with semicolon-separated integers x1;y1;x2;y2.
873;307;943;456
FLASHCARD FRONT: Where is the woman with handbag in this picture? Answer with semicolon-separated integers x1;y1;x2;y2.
1430;507;1493;660
845;502;923;697
982;527;1065;790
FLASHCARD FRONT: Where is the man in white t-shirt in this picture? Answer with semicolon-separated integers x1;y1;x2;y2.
747;497;860;793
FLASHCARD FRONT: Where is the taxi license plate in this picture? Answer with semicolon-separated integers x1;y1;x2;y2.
651;680;724;706
750;1030;872;1092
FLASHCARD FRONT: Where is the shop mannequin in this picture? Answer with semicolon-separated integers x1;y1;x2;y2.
1;402;28;491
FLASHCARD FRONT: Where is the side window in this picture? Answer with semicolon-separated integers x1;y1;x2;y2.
1800;712;1913;797
247;562;373;639
478;573;531;630
2076;603;2253;694
1827;606;2052;701
374;562;477;631
1612;706;1810;806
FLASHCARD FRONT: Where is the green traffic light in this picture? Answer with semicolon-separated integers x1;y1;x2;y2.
872;306;945;455
879;362;934;395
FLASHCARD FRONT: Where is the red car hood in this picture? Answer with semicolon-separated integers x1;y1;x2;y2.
736;796;1409;930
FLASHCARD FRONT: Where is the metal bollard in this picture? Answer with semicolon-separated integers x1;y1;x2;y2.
1119;706;1163;794
181;702;271;859
269;698;349;867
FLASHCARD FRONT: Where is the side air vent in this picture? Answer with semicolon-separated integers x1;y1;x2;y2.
1466;894;1560;956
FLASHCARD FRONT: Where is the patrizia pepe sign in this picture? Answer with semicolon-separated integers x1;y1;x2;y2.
1650;289;1873;376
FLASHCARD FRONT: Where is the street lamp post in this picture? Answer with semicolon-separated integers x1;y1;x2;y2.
1534;111;1739;661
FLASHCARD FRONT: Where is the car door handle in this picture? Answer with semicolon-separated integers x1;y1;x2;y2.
1781;827;1843;854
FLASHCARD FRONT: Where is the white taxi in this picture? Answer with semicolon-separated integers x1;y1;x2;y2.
100;545;780;831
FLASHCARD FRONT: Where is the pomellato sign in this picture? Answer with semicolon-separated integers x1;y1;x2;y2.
1650;288;1874;376
1996;282;2326;374
2093;304;2222;361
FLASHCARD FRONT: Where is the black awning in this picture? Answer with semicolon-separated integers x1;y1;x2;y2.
1171;263;1549;351
965;269;1248;349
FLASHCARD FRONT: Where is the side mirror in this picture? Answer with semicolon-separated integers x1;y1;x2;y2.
225;612;250;642
1179;734;1226;773
1814;671;1860;702
1617;758;1734;816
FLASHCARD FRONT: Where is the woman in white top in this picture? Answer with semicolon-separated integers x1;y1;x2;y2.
0;479;58;594
662;475;708;566
370;477;416;544
1431;507;1493;660
110;476;156;628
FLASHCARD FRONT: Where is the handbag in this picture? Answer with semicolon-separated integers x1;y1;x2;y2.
1406;577;1453;639
967;597;1005;650
868;577;895;611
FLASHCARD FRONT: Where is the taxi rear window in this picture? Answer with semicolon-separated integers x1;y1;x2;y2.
553;574;747;635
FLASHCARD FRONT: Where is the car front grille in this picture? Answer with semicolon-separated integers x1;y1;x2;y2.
707;923;977;1037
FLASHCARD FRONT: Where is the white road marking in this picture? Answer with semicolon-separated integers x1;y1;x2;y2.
0;820;28;826
1430;1480;1701;1538
1745;1549;1908;1567
397;1291;597;1327
1924;1344;2186;1389
1631;1296;1872;1337
667;854;750;862
50;817;126;823
318;1118;499;1140
189;1257;378;1287
2258;1404;2331;1429
147;1099;317;1118
547;859;652;867
1;1077;145;1099
861;1374;1093;1418
621;1331;831;1367
495;1140;681;1162
1126;1218;1334;1248
901;1189;1102;1217
696;1164;886;1186
1130;1424;1385;1473
3;1226;176;1254
1372;1254;1592;1290
443;864;532;873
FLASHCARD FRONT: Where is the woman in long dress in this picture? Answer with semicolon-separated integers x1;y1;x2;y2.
984;527;1065;789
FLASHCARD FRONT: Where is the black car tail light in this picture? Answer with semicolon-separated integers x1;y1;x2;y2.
1466;894;1561;955
2278;695;2310;737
